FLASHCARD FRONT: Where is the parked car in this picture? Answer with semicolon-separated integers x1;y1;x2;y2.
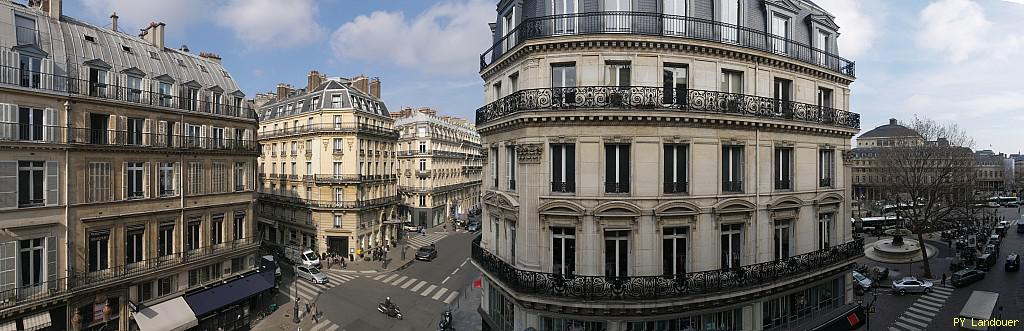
295;265;328;284
416;245;438;261
987;202;1001;208
951;269;986;287
891;277;933;295
852;271;873;289
1006;253;1020;271
976;253;997;271
467;222;481;232
403;224;422;232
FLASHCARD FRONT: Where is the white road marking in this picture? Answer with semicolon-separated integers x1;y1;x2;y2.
324;325;339;331
382;274;398;283
432;288;449;300
912;300;941;310
917;296;944;306
924;292;949;300
451;268;460;275
899;316;928;328
893;321;920;331
310;320;332;331
421;285;437;296
443;291;459;304
391;276;408;286
373;274;386;281
460;260;468;267
441;276;450;284
401;278;417;289
907;307;936;317
411;281;426;292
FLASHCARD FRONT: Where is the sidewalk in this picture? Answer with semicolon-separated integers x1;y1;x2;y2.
315;223;457;275
251;291;321;331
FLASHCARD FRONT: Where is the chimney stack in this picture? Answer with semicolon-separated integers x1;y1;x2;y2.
110;12;118;32
276;84;294;102
351;75;369;95
307;70;324;91
140;22;166;49
889;118;897;125
369;77;381;99
198;52;222;64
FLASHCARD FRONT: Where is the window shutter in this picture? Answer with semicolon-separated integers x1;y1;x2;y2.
122;162;128;200
144;162;151;198
663;145;672;183
143;119;151;146
0;103;15;140
157;120;167;147
40;58;54;90
619;145;630;186
551;145;562;183
0;161;16;209
106;115;117;145
46;236;56;281
46;161;58;206
173;162;181;194
565;145;575;186
43;108;58;142
201;124;208;148
0;241;15;292
173;122;181;147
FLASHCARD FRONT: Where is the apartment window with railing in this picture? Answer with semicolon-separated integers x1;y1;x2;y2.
211;127;224;149
233;212;245;240
17;161;44;207
501;6;516;52
158;221;174;256
125;162;145;199
491;147;499;188
770;13;790;54
126;117;144;145
604;230;630;277
17;107;43;141
722;145;744;193
332;161;343;176
125;226;144;264
550;144;575;193
774;78;792;113
604;144;630;194
159;162;175;196
234;162;245;191
773;220;792;260
158;81;173;107
88;230;109;272
664;144;688;194
211;215;223;245
419;159;426;171
605;61;631;86
87;162;112;202
819;213;833;249
186;218;201;251
819;149;834;187
14;14;37;45
181;86;199;111
18;238;44;287
211;162;226;193
551;63;576;105
419;141;427;153
552;227;575;276
187;162;203;195
663;64;688;105
19;55;41;88
331;94;343;108
775;147;792;190
818;87;833;109
721;223;742;269
492;81;502;99
506;146;516;191
334;188;344;204
721;70;743;94
333;138;344;154
663;227;688;276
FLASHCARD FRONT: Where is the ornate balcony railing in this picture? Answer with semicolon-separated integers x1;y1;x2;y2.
605;181;629;194
820;178;833;188
551;181;575;193
64;127;259;153
775;179;791;190
663;181;687;194
480;12;855;77
723;180;743;193
258;193;399;209
475;86;860;129
257;123;398;140
471;236;863;301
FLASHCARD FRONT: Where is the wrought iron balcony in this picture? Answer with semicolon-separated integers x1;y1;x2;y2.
258;193;399;210
551;181;575;193
722;180;743;193
775;179;791;190
605;181;629;194
475;86;860;129
664;181;688;194
65;127;259;153
257;123;398;140
417;170;432;178
480;12;855;76
820;178;833;188
471;235;863;301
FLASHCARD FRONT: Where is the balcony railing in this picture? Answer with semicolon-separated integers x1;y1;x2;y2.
664;181;688;194
476;86;860;129
257;123;398;140
66;127;259;153
259;193;399;209
775;179;791;190
417;170;432;178
480;12;855;77
471;235;863;300
0;123;63;143
820;178;833;188
605;181;629;194
551;181;575;193
70;237;258;291
722;180;743;192
0;277;71;312
0;67;257;120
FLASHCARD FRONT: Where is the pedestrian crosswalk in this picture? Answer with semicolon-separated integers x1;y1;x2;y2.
371;273;460;304
888;284;954;331
309;318;341;331
406;232;447;250
283;269;361;303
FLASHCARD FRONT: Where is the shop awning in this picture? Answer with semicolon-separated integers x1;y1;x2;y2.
132;297;198;331
22;311;51;331
185;270;275;317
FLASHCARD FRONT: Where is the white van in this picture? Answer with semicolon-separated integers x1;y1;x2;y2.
956;291;998;330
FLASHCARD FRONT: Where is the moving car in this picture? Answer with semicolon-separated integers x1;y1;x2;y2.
1006;253;1020;271
467;221;481;232
852;271;873;289
891;276;933;295
403;224;422;232
957;291;998;331
976;253;996;271
284;246;321;269
295;265;328;284
415;245;438;261
951;269;986;287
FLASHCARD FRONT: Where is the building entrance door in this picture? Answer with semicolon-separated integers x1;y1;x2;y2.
328;237;349;256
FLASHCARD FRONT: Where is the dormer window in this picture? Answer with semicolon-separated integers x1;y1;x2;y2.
14;15;37;46
88;67;108;97
122;45;132;54
84;35;96;43
149;51;159;60
177;59;186;67
18;55;42;88
158;81;173;107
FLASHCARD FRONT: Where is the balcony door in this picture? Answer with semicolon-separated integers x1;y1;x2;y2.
553;0;578;35
604;230;629;277
604;0;631;32
771;14;789;55
663;0;687;36
719;0;739;43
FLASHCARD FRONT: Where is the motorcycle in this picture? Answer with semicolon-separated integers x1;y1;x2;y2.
438;310;454;331
377;302;403;320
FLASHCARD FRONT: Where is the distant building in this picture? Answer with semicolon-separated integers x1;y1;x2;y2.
851;119;924;201
974;150;1007;195
255;71;398;258
393;107;482;228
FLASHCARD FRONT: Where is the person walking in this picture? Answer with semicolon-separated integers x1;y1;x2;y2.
941;273;947;286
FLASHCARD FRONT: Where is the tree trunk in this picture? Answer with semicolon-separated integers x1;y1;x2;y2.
917;232;933;278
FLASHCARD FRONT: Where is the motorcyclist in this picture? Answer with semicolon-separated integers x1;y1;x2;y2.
383;297;394;310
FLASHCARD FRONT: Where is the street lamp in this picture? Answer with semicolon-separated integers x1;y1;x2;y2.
292;278;300;323
857;287;878;330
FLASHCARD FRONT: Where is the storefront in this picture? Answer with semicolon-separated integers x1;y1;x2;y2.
183;269;275;331
0;306;65;331
130;297;197;331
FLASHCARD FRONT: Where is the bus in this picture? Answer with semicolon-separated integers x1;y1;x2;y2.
880;203;923;216
854;216;900;233
987;196;1018;207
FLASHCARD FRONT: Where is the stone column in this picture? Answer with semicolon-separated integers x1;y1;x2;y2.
516;142;543;269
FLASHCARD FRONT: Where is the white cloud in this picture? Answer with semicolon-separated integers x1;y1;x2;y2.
80;0;213;35
918;0;992;63
217;0;325;49
330;0;494;75
812;0;879;57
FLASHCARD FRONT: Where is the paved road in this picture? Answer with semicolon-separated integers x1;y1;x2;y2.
863;206;1023;331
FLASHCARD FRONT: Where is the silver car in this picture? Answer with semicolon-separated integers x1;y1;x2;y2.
891;276;932;295
295;265;328;284
852;271;872;289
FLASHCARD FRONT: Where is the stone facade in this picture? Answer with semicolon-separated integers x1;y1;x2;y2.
393;107;482;228
473;1;864;330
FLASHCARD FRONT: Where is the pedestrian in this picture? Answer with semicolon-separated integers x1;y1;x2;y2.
941;273;946;286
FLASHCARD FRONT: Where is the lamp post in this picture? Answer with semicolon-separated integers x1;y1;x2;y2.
857;287;878;330
292;279;300;323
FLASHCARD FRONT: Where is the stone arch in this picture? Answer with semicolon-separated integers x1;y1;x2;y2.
767;196;805;211
712;198;756;213
539;200;586;217
594;200;642;217
653;200;701;217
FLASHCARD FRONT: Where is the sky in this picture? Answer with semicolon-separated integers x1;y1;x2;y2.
62;0;1024;153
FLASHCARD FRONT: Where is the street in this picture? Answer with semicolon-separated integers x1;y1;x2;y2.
862;206;1024;331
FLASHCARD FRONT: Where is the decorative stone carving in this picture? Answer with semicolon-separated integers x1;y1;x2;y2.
548;136;576;144
663;136;690;144
603;136;633;144
516;143;543;164
842;149;854;165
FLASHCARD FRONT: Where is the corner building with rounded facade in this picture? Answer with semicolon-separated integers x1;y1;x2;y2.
472;0;864;330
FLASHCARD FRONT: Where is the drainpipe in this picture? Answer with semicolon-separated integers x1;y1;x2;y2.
753;63;761;264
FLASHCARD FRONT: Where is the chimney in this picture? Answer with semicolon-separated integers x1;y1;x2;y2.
307;70;324;90
489;22;497;34
276;84;294;102
369;77;381;99
351;75;369;95
199;52;222;64
141;22;166;49
110;12;118;32
889;118;897;125
179;44;190;53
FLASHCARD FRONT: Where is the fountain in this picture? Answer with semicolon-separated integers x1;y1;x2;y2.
864;228;937;263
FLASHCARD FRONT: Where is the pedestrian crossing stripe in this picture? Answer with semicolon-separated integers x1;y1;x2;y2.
898;316;928;328
902;313;931;324
893;321;920;331
406;233;447;249
432;288;449;300
443;291;458;304
411;281;426;292
911;301;940;311
924;292;949;300
913;299;942;309
373;274;386;281
932;287;953;294
917;296;944;306
421;285;437;296
391;276;408;286
906;307;936;317
401;278;417;289
383;274;398;283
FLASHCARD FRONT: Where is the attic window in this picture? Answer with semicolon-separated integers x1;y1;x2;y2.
200;65;208;73
84;35;96;43
149;51;159;59
177;59;186;67
121;45;132;53
222;70;230;78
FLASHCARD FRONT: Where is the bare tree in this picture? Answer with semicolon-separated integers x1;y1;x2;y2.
876;116;976;278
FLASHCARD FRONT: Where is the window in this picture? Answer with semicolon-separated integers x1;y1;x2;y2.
722;145;743;192
509;73;518;94
158;162;175;196
88;230;109;272
774;221;792;260
551;63;576;105
491;147;499;188
419;159;426;171
662;227;687;276
18;238;43;286
506;146;516;190
551;227;575;276
762;277;844;329
158;82;173;107
774;79;793;116
819;149;834;187
158;276;174;296
816;30;832;65
88;67;107;97
720;223;742;268
552;0;578;34
234;162;246;191
126;75;143;102
419;195;426;207
126;162;144;199
488;287;515;331
211;215;223;246
312;96;320;109
492;82;502;99
211;127;224;149
770;13;789;54
605;61;630;86
664;144;688;193
819;213;833;249
333;161;343;175
187;162;202;195
87;162;112;202
18;55;42;88
233;212;245;240
14;15;36;45
550;144;576;193
18;161;44;207
18;107;43;141
212;93;222;113
186;218;201;251
604;144;630;193
331;94;343;108
163;121;175;147
774;147;792;190
663;64;688;105
663;0;687;35
180;86;199;111
721;70;743;94
333;138;344;153
158;222;174;256
126;226;144;264
419;141;427;153
818;87;834;109
719;0;739;42
334;215;342;228
604;0;632;30
334;188;344;204
501;7;516;51
604;230;629;277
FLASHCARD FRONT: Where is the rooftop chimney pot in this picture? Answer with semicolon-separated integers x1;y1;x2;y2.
889;118;897;125
110;12;118;32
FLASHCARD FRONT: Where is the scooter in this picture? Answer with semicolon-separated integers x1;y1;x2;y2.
377;302;403;320
438;310;453;330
